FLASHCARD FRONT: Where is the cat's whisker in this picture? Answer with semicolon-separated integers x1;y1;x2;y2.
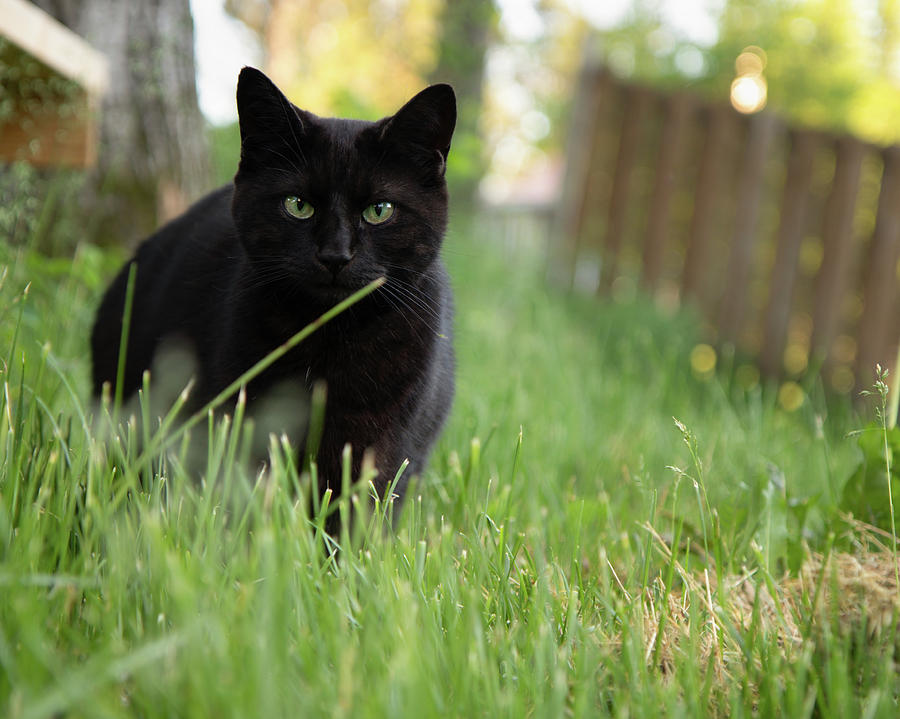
380;274;441;314
384;290;438;335
257;165;302;181
385;281;441;322
378;287;415;331
379;284;441;335
264;146;305;177
378;260;429;276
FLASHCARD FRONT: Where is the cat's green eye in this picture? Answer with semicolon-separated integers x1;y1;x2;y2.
362;201;395;225
284;196;314;220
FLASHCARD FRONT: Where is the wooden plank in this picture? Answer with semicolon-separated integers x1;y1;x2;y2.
809;136;865;362
717;112;778;344
681;105;734;304
550;65;611;287
855;146;900;389
599;86;652;293
640;93;691;293
0;89;97;167
759;130;820;377
0;0;108;95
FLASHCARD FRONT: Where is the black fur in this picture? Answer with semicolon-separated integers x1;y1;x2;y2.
91;67;456;505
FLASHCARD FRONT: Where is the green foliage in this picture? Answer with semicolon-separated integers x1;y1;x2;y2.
590;0;900;143
840;368;900;533
0;162;87;254
707;0;900;141
207;121;241;187
841;423;900;529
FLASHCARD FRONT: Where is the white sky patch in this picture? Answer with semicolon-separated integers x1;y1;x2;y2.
191;0;262;125
566;0;722;46
496;0;545;41
658;0;722;46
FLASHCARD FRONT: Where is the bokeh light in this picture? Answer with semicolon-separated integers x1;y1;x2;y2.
730;46;768;114
731;75;767;113
778;381;805;411
691;343;717;379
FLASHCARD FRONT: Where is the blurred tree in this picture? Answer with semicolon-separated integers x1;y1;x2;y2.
428;0;498;202
32;0;210;246
477;0;589;201
226;0;496;202
227;0;441;116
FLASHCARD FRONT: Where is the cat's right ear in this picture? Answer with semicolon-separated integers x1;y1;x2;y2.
235;67;306;170
379;84;456;174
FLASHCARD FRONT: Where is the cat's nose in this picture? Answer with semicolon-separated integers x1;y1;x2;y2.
317;248;353;276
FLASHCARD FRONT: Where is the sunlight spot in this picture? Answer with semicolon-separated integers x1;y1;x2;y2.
731;75;767;114
831;335;857;364
831;366;855;394
778;381;805;412
674;45;705;77
521;110;550;142
735;47;766;76
655;280;680;316
730;47;767;114
691;343;717;379
611;274;636;304
735;363;760;390
783;343;809;375
799;239;823;276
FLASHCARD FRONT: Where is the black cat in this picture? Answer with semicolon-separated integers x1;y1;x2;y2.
91;67;456;509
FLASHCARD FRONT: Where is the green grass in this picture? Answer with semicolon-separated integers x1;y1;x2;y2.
1;205;898;718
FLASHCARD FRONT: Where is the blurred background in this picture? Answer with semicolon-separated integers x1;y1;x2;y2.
2;0;900;396
12;0;900;230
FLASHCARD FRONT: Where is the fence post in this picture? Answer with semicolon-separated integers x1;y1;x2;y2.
855;146;900;390
760;130;820;377
809;136;866;365
641;93;691;293
718;112;778;345
682;104;734;305
600;85;652;293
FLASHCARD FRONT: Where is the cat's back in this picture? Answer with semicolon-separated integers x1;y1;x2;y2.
141;184;238;268
91;185;241;396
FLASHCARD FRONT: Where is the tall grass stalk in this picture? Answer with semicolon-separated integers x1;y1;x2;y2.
873;365;899;589
113;262;137;414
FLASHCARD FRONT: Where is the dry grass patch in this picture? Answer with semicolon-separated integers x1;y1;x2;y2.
641;544;900;681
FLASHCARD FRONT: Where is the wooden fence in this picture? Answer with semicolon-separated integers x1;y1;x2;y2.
550;65;900;395
0;0;109;168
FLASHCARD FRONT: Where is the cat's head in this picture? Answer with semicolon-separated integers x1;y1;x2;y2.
231;67;456;307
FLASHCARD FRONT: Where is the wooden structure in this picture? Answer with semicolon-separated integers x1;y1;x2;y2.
552;65;900;394
0;0;109;167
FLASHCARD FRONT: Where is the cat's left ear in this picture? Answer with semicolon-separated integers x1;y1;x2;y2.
381;84;456;174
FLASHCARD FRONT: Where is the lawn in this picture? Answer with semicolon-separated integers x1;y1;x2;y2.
1;196;898;717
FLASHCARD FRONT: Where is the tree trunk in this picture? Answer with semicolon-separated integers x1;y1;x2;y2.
33;0;210;246
428;0;496;205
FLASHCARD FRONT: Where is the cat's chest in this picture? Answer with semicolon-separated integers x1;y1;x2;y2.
300;321;426;397
229;309;428;406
